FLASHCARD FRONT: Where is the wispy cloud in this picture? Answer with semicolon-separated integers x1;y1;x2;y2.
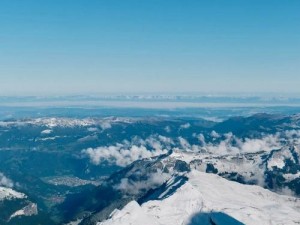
0;173;14;188
180;123;191;129
114;170;171;195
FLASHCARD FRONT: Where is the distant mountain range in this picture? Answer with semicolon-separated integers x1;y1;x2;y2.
2;95;300;108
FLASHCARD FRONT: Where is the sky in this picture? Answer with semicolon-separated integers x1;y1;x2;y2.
0;0;299;95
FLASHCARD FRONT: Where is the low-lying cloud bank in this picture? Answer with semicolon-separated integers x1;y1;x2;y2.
188;132;283;155
82;136;170;167
82;130;300;167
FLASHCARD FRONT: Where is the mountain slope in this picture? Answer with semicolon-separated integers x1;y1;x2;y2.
98;170;300;225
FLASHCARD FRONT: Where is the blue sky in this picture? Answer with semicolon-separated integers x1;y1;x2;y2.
0;0;299;95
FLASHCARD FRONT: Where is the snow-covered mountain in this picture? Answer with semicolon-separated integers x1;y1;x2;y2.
67;144;300;225
98;170;300;225
0;117;134;129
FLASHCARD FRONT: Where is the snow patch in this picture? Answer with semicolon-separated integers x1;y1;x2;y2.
0;187;26;201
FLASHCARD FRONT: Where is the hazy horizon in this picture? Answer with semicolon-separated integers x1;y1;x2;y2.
2;91;300;98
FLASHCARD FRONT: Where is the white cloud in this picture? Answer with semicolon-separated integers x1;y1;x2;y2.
164;126;171;133
87;127;98;132
280;187;295;197
197;134;206;145
82;143;168;167
114;171;171;195
192;132;283;156
178;137;191;149
145;137;163;151
180;123;191;129
41;129;52;135
99;121;112;130
0;173;14;188
82;129;300;169
239;135;281;153
158;135;174;145
210;130;220;139
78;135;98;142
